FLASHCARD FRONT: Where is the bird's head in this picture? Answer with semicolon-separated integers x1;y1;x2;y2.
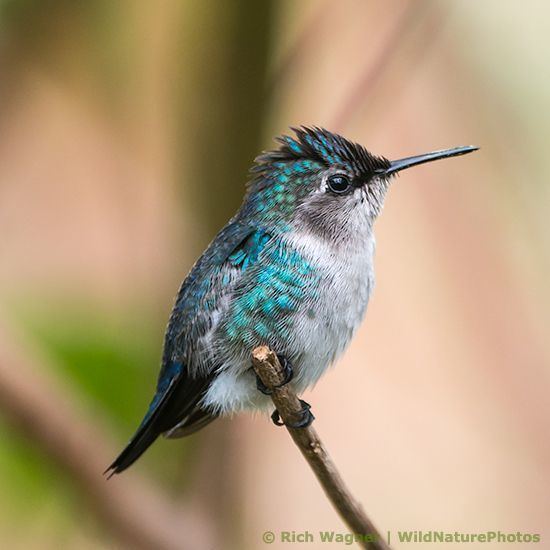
244;126;477;242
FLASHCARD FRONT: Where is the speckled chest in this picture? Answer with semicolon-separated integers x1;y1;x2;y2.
201;227;376;413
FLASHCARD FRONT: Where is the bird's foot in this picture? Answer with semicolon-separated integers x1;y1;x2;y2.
271;399;314;429
255;354;294;395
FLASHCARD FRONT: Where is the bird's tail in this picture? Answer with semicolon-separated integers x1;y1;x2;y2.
105;378;179;477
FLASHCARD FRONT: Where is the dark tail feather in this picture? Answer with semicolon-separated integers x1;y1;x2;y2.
105;423;159;478
105;378;179;477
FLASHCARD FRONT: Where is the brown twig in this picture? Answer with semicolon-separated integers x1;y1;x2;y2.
251;346;391;550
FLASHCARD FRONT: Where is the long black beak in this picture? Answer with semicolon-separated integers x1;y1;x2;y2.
381;145;478;176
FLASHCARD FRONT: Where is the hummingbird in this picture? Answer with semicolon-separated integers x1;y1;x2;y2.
107;127;477;475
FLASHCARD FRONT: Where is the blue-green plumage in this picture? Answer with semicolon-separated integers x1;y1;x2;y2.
107;127;477;474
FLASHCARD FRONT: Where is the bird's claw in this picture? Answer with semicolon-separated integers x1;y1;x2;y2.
255;354;294;395
271;399;315;428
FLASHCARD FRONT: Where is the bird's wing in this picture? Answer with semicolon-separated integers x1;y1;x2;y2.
106;220;271;474
161;220;271;381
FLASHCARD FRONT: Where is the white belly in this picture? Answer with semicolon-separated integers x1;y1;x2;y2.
285;230;375;390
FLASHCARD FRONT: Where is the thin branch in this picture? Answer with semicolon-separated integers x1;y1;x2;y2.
0;321;214;550
252;346;391;550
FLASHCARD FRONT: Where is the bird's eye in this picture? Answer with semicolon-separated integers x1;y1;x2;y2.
327;174;352;195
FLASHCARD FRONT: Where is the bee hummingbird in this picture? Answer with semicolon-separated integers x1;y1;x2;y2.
107;127;477;475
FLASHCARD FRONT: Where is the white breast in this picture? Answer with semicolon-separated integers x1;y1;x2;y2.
284;228;376;391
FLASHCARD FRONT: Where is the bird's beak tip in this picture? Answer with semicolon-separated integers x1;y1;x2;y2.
384;144;479;175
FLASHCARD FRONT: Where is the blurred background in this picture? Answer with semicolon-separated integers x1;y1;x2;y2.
0;1;549;548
